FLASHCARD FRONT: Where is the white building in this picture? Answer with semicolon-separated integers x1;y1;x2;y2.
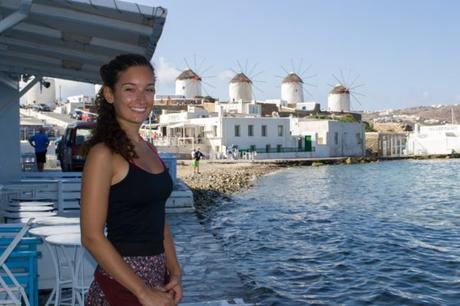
406;124;460;155
60;95;92;114
281;73;304;104
296;102;319;112
328;84;351;113
229;73;252;102
366;132;407;157
290;118;365;157
262;99;288;108
175;69;202;98
156;105;365;159
215;100;261;116
22;78;56;108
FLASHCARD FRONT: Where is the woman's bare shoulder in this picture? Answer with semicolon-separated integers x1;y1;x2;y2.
86;143;113;160
84;143;113;173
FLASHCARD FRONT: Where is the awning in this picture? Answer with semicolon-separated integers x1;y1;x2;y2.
0;0;167;83
167;122;202;129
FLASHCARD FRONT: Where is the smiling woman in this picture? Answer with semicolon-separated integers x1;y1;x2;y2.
80;54;182;306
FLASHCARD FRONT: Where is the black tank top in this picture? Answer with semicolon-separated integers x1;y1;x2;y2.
106;143;173;256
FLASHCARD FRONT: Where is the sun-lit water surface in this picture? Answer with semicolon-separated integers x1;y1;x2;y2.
202;160;460;305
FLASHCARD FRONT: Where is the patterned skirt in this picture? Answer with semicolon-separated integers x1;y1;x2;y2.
85;253;167;306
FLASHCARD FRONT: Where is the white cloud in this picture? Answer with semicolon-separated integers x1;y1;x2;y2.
155;57;180;85
217;70;235;81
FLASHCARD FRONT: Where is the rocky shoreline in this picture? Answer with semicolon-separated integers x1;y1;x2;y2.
177;154;460;215
177;162;282;216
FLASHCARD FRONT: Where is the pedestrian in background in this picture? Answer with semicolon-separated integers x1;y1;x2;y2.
192;148;204;174
28;127;49;172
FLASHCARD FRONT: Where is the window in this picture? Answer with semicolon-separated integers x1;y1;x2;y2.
262;125;267;137
249;105;259;114
356;133;362;144
215;146;220;152
250;145;256;152
317;133;326;145
334;132;339;145
235;125;240;137
266;144;271;152
248;125;254;136
278;125;283;137
212;125;217;137
75;129;91;145
277;144;282;152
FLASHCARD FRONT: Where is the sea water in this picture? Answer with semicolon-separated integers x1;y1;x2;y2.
203;160;460;305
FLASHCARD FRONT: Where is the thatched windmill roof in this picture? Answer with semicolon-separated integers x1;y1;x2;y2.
176;69;202;81
230;72;252;84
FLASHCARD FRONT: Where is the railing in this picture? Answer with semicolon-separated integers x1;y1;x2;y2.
149;136;207;146
238;147;315;154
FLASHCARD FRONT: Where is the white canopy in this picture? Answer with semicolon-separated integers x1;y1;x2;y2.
0;0;167;83
0;0;167;183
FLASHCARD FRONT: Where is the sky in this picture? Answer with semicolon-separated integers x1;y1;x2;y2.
57;0;460;111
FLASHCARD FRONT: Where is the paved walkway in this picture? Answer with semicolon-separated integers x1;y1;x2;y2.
167;212;250;304
38;212;250;305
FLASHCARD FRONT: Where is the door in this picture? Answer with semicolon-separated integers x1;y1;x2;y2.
304;135;312;152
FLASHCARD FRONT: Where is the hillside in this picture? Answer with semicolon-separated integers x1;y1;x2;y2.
363;104;460;125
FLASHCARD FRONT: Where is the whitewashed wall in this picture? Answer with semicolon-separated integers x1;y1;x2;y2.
229;82;252;102
281;82;304;103
327;93;350;112
290;118;364;157
406;124;460;155
24;78;56;108
221;117;294;151
175;79;202;98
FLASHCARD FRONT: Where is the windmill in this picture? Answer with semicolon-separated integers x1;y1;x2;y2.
327;69;365;112
175;54;215;99
277;59;317;104
228;60;264;102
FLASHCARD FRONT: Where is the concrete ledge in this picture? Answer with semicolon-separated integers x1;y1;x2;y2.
166;179;194;213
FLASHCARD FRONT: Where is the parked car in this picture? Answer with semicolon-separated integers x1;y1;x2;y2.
31;103;51;112
56;122;95;171
70;110;83;120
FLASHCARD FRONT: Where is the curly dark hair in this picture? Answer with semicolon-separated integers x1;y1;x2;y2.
82;54;155;161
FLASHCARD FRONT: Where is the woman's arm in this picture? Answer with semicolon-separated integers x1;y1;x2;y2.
163;219;182;304
80;144;173;306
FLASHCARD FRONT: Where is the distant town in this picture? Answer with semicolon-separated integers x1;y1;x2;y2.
19;71;460;171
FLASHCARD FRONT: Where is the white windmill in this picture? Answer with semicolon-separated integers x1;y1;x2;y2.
175;69;202;98
279;60;317;104
175;54;215;99
327;70;365;112
281;73;304;103
228;60;264;102
229;72;252;102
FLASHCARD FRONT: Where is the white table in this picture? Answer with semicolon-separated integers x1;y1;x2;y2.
29;225;80;237
6;205;55;212
3;211;57;222
33;217;80;226
8;201;55;207
46;233;93;306
29;225;80;306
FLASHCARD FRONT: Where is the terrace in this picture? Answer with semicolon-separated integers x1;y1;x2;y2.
0;0;251;305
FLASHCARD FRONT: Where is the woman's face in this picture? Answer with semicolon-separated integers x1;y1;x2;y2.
104;65;155;126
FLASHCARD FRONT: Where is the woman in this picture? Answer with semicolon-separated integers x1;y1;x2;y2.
81;54;182;306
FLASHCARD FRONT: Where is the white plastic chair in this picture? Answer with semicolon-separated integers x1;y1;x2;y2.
0;219;33;306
